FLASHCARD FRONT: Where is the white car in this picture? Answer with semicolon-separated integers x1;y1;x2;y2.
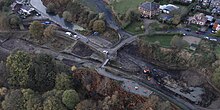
73;34;80;39
134;86;139;90
65;32;72;36
103;50;108;54
210;38;217;41
204;36;209;39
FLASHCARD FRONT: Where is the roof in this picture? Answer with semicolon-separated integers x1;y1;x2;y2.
160;4;179;10
215;19;220;24
21;5;34;11
164;6;177;11
139;2;160;11
206;15;214;21
159;14;173;20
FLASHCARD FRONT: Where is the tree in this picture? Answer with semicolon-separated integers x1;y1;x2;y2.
9;15;20;27
172;15;181;25
42;89;66;110
2;90;25;110
43;96;67;110
92;20;106;33
216;30;220;37
0;12;10;30
62;11;72;22
43;24;57;38
46;3;56;14
28;54;57;92
6;51;32;87
21;89;43;110
76;100;97;110
212;67;220;89
62;89;80;109
29;21;44;38
55;73;72;90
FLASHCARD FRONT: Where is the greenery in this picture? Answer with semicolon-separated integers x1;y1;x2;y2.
92;20;106;33
29;21;44;38
43;24;57;38
110;0;153;15
215;45;220;59
124;21;144;34
62;90;80;109
6;51;32;87
170;35;188;49
143;34;175;47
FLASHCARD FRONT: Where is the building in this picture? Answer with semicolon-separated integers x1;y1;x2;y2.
138;2;160;18
211;7;220;14
179;0;193;3
210;0;220;8
160;4;179;14
205;15;214;22
10;2;22;12
212;19;220;31
19;5;35;15
199;0;220;8
188;13;208;25
16;0;26;4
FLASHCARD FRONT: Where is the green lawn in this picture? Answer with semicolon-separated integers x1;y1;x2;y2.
111;0;153;15
124;21;144;34
144;34;174;47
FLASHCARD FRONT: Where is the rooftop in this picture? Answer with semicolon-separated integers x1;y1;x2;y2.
139;2;160;11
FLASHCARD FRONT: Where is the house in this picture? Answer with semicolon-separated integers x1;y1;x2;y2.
10;2;22;12
158;14;173;22
199;0;220;8
212;19;220;31
19;5;35;15
138;2;160;18
211;7;220;14
199;0;211;6
188;13;208;25
205;15;214;22
16;0;25;4
210;0;220;8
160;4;179;14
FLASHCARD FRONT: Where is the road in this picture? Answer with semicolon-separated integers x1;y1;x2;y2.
27;0;208;109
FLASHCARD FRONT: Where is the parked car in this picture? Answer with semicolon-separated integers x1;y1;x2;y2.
204;36;209;39
103;50;108;54
210;38;217;41
73;34;79;40
65;32;72;36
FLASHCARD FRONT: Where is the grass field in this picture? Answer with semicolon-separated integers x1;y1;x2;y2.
111;0;153;14
143;34;174;47
124;21;144;34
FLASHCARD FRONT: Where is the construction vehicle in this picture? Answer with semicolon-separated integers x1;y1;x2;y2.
143;67;153;80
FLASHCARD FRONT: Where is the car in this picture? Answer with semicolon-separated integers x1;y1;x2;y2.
103;50;108;54
185;28;191;32
36;13;41;16
134;86;139;90
212;30;216;33
73;34;80;39
210;38;217;41
65;32;72;36
43;21;51;25
204;36;209;39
